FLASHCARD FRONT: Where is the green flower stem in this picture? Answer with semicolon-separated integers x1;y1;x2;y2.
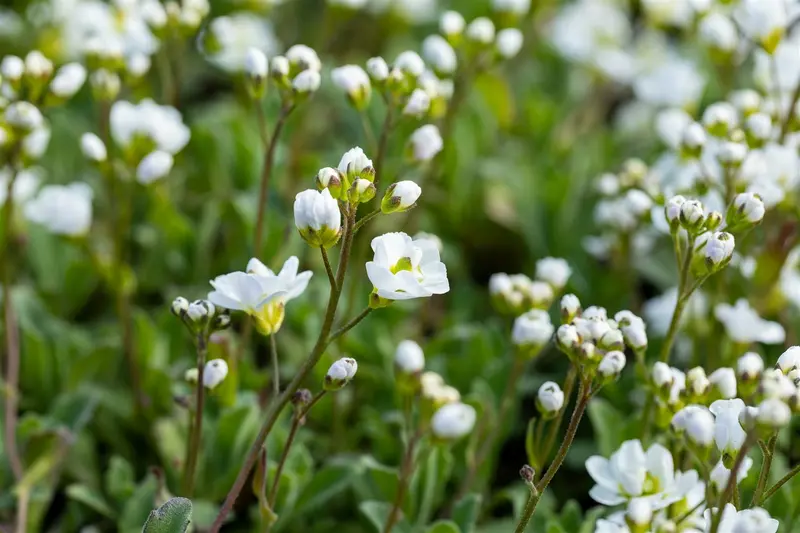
321;246;337;290
270;333;280;400
538;367;578;471
751;436;777;506
181;333;208;497
373;103;395;186
253;104;295;259
352;208;382;234
383;429;425;533
267;390;327;509
709;433;755;533
514;377;591;533
360;111;376;152
210;210;358;533
449;355;527;510
758;460;800;504
328;307;373;345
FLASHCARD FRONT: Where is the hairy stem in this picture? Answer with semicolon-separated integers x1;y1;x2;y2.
539;367;578;469
759;460;800;504
210;211;358;532
253;105;294;258
374;105;395;186
321;246;337;290
709;434;755;533
383;430;424;533
182;334;207;496
328;307;373;345
270;333;280;400
751;436;777;506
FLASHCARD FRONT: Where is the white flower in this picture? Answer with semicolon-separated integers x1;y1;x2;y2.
732;192;766;223
208;272;286;315
422;35;456;75
395;340;425;373
110;99;190;155
381;181;421;214
626;498;652;527
714;299;785;344
633;57;705;108
708;368;737;399
777;346;800;373
136;150;173;184
556;324;580;351
760;368;796;399
466;17;495;44
244;47;268;79
496;28;524;59
673;405;715;447
325;357;358;390
493;0;530;15
293;189;341;248
737;352;764;380
0;55;23;81
598;351;626;378
366;56;389;81
711;504;778;533
286;44;321;72
394;50;425;78
746;112;773;142
440;10;465;36
0;168;39;207
709;457;753;491
561;293;581;318
81;133;107;162
431;402;476;439
413;232;443;253
730;89;761;115
757;398;791;428
271;55;289;78
338;147;373;178
704;232;735;267
512;309;554;348
709;399;746;456
682;122;706;151
331;64;371;105
535;257;571;290
655;108;692;149
537;381;564;414
615;310;647;351
203;359;229;389
408;125;443;162
246;256;313;302
703;102;738;135
403;88;431;117
293;69;321;93
734;0;787;53
653;362;673;389
586;439;698;509
205;14;278;72
24;182;93;236
24;50;52;79
22;125;50;161
49;63;86;98
699;12;738;52
4;101;44;132
366;232;450;301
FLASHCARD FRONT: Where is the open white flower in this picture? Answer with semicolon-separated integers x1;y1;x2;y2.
366;232;449;303
431;402;476;440
25;182;93;236
734;0;787;53
110;99;190;155
712;504;779;533
709;399;746;456
246;256;313;302
714;299;785;345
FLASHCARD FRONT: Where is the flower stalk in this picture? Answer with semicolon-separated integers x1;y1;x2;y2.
181;333;208;497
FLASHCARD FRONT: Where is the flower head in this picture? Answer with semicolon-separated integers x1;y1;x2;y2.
331;64;371;109
512;309;554;353
25;182;93;236
395;340;425;373
431;402;476;440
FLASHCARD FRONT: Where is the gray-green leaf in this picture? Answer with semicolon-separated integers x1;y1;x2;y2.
142;497;192;533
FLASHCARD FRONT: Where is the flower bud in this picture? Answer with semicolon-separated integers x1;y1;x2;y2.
598;351;626;380
730;89;761;116
535;257;571;291
709;367;737;400
381;180;421;214
331;64;371;109
270;55;290;87
685;367;710;401
203;358;229;389
1;56;23;87
338;147;375;182
745;112;772;147
136;150;174;184
394;51;425;78
24;50;53;82
292;69;321;95
626;498;653;532
431;402;476;440
560;294;581;323
703;102;737;137
49;63;87;100
286;44;321;74
244;47;268;99
408;124;443;163
4;101;43;133
466;17;496;44
705;211;723;231
292;388;313;409
519;464;535;484
704;231;735;271
680;122;706;157
615;311;647;352
496;28;524;59
777;346;800;374
756;398;791;429
758;368;795;400
599;329;624;351
422;35;457;76
679;199;705;231
80;133;107;163
185;367;199;384
316;167;344;198
325;357;358;390
536;381;564;418
726;192;765;231
717;140;747;167
403;89;431;117
513;309;554;356
171;296;189;316
556;324;580;354
665;195;686;230
294;189;342;248
187;299;216;323
89;69;121;101
366;57;389;83
349;180;375;206
674;405;715;448
653;362;674;390
440;11;465;44
395;340;425;374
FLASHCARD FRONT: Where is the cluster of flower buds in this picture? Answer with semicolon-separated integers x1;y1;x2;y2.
489;257;571;316
555;299;632;382
324;357;358;391
171;296;231;337
185;358;229;390
242;44;322;105
664;196;722;235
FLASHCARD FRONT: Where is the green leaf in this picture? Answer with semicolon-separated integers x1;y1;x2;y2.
453;493;482;533
525;417;537;468
559;500;582;531
105;455;136;505
359;500;411;533
292;463;356;516
587;398;626;456
65;484;116;519
546;520;567;533
118;473;159;533
142;497;192;533
426;520;461;533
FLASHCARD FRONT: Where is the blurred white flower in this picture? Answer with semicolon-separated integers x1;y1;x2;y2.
422;35;456;75
286;44;322;72
80;133;107;163
699;12;738;53
493;0;530;15
633;56;705;108
408;125;443;162
641;0;694;28
49;62;87;98
0;55;23;81
655;108;692;149
431;402;476;439
331;64;371;105
440;10;465;37
25;182;93;236
366;57;389;81
204;14;278;72
496;28;524;59
4;101;44;132
734;0;787;53
136;150;173;184
708;368;737;399
709;457;753;491
0;167;39;207
366;232;449;301
777;346;800;373
673;405;715;447
512;309;554;348
466;17;495;44
403;89;431;117
245;47;268;79
110;99;190;155
535;257;571;290
395;340;425;373
757;398;791;428
394;50;425;78
203;359;229;389
293;69;321;93
549;0;631;65
709;399;746;456
714;299;785;344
